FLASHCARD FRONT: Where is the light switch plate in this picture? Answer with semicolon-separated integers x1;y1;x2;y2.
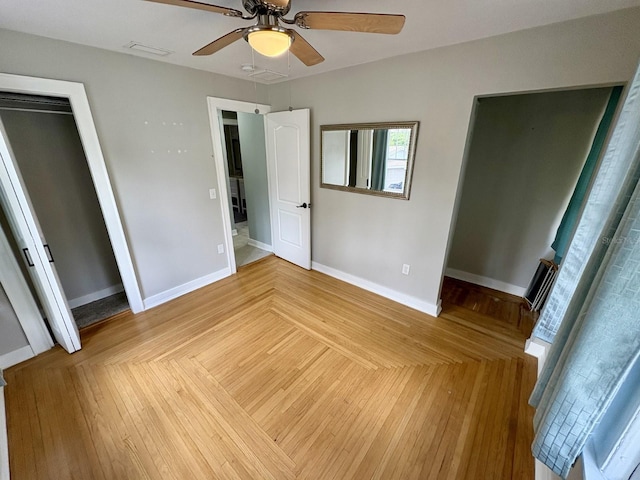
209;188;217;199
217;244;224;254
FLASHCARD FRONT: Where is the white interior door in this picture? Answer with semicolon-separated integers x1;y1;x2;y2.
0;119;81;353
265;109;311;270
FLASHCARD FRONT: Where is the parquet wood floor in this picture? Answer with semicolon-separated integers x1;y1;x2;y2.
5;257;536;479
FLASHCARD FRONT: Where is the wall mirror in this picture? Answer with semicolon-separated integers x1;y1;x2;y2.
320;121;419;200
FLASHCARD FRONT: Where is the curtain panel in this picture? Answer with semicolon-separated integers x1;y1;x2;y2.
530;63;640;478
533;71;640;344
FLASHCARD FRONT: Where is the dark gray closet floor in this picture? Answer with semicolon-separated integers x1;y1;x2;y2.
72;292;129;329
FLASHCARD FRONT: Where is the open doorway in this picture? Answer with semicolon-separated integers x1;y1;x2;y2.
442;86;622;325
209;98;312;273
221;110;273;268
207;97;275;272
0;93;129;329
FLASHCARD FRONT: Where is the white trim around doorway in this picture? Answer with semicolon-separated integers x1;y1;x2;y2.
0;73;144;315
206;97;271;275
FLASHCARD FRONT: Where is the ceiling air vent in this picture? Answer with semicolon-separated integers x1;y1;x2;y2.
123;42;173;57
248;69;288;83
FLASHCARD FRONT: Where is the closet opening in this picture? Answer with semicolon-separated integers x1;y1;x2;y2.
0;92;129;330
441;85;622;327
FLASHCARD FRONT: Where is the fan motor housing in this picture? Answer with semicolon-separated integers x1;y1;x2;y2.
243;0;291;17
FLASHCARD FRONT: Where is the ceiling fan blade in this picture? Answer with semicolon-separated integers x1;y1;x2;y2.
294;12;405;34
193;28;246;56
289;31;324;66
144;0;243;18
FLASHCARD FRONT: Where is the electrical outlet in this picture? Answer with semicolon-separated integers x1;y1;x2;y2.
209;188;217;199
217;244;224;254
402;264;410;275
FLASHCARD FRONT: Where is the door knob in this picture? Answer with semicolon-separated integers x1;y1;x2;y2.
296;202;311;209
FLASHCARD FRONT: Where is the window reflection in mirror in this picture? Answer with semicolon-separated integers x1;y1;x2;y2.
320;122;419;200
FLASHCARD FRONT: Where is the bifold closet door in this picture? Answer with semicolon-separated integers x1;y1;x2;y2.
0;118;81;353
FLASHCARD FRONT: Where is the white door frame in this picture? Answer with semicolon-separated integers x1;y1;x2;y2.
206;97;271;274
0;73;144;315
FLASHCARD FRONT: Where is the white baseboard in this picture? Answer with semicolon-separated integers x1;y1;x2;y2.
68;283;124;309
143;267;231;310
1;382;9;480
525;336;552;376
0;345;34;370
247;239;273;252
312;262;442;317
445;268;527;297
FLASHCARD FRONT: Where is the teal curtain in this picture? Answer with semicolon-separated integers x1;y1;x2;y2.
371;129;387;191
551;86;623;264
531;176;640;477
530;64;640;478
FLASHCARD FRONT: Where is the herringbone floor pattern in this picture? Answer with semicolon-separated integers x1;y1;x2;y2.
5;257;536;479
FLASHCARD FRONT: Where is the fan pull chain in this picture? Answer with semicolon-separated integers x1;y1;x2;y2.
288;49;293;112
252;48;260;114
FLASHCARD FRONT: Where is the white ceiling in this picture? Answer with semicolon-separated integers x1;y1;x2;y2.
1;0;639;83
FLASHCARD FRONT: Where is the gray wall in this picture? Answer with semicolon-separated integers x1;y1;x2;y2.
237;112;271;246
267;8;640;310
0;28;268;300
447;88;612;289
0;284;28;357
1;7;639;312
1;110;121;303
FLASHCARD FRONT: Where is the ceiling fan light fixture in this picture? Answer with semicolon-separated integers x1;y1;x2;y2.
246;27;293;57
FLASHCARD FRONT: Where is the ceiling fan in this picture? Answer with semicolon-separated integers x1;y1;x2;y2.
144;0;405;66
